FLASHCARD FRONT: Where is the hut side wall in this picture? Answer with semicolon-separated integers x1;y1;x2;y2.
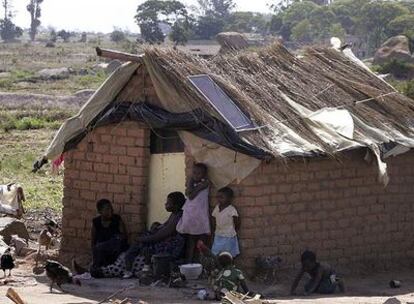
60;121;150;262
227;149;414;273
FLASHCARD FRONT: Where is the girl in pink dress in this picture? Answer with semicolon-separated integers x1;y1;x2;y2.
176;163;211;263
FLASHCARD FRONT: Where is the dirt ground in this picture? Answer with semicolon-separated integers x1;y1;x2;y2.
0;258;414;304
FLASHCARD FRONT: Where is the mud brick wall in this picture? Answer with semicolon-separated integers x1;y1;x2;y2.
229;149;414;273
60;121;150;262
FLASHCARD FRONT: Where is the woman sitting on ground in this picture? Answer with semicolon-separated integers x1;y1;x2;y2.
90;199;128;270
96;192;186;278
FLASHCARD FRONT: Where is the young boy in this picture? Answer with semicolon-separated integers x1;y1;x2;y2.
213;252;249;299
211;187;240;257
290;250;345;296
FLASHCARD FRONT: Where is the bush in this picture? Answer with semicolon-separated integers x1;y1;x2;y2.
404;80;414;99
15;117;46;130
377;60;414;79
110;30;126;43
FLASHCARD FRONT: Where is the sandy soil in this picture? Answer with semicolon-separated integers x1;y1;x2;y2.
0;259;414;304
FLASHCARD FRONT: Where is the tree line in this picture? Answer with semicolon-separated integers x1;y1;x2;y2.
1;0;413;56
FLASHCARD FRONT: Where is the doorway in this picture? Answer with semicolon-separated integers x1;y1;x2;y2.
147;130;185;227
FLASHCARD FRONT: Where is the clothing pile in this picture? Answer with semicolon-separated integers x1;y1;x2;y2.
0;184;25;218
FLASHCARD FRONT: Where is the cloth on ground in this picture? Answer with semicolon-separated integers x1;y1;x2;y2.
0;184;24;217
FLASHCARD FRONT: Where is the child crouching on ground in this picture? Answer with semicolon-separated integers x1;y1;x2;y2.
211;187;240;258
290;250;345;296
213;251;249;299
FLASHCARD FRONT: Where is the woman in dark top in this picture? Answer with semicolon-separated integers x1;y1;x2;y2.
91;199;128;268
121;191;186;278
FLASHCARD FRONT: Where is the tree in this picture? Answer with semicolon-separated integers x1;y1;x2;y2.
197;0;235;19
57;29;73;42
170;20;189;45
291;19;313;43
194;0;235;39
79;32;87;43
387;14;414;37
49;28;57;42
110;29;126;43
135;0;189;44
195;14;224;39
307;6;337;40
279;1;319;40
358;1;409;52
27;0;43;41
225;12;268;34
0;0;22;42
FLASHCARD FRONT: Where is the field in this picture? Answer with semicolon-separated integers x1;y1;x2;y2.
0;40;124;212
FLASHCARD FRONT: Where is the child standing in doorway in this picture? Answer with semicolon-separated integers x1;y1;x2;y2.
211;187;240;258
177;163;211;263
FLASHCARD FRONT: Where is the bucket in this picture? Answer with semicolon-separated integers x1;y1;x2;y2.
151;254;172;279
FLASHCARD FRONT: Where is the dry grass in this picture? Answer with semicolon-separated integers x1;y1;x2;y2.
144;43;414;158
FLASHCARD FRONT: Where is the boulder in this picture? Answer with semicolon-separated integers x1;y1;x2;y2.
106;59;122;74
0;236;8;255
0;72;11;78
374;35;413;65
37;67;72;80
10;234;28;256
92;62;108;72
0;217;29;244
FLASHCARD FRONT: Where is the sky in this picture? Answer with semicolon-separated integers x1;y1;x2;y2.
12;0;273;33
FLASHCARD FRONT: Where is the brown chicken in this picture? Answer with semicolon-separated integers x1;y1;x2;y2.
36;220;58;266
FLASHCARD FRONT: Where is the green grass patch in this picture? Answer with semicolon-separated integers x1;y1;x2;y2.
0;109;73;131
0;129;63;211
74;70;107;88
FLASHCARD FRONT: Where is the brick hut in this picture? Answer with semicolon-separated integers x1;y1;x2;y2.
37;44;414;272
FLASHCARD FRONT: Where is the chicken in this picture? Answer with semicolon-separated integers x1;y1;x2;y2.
45;260;81;292
36;220;58;266
1;248;15;277
196;240;219;281
254;255;282;283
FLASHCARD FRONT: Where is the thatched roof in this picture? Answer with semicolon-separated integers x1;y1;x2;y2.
143;43;414;160
42;43;414;185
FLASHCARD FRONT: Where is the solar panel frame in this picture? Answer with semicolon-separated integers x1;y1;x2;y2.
188;74;256;132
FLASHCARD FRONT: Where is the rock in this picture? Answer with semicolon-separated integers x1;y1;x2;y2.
37;67;71;80
10;235;28;256
0;217;30;244
74;89;95;99
0;72;11;78
0;236;8;255
106;59;122;74
45;41;56;48
374;35;413;65
92;62;108;72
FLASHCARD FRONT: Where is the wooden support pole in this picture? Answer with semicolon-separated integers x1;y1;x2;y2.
96;47;143;63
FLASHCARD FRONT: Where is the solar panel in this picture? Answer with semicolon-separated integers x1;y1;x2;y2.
188;74;255;132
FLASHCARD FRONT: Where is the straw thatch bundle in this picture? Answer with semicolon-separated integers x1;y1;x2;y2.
216;32;249;54
143;43;414;159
